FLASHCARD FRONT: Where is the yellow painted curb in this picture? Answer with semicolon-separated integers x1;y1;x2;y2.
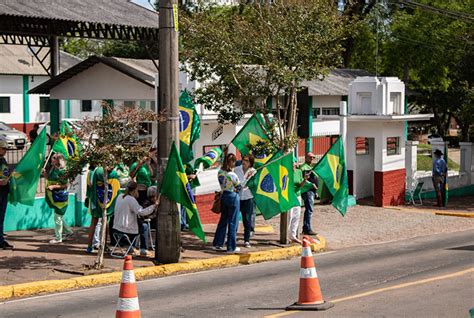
255;225;274;233
435;211;474;218
0;236;325;301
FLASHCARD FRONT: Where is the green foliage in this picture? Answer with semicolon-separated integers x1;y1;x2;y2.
60;103;164;184
417;154;459;171
349;0;473;141
180;0;351;148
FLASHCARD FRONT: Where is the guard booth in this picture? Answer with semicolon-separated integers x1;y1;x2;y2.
345;77;432;206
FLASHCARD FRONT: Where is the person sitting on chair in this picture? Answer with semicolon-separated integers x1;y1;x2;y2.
137;186;158;255
113;181;159;251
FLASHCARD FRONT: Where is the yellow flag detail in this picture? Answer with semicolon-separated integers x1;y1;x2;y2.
327;154;342;191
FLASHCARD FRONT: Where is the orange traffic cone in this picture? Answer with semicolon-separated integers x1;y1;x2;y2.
286;236;333;311
116;255;141;318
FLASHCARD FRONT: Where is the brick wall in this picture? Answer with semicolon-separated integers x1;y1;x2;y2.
196;193;220;224
374;169;406;207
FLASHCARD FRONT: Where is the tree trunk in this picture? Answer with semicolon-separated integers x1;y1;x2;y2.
94;169;108;269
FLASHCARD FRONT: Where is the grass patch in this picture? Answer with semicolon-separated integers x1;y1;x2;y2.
417;154;460;171
417;143;432;151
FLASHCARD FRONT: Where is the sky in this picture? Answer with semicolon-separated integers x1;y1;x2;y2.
132;0;155;10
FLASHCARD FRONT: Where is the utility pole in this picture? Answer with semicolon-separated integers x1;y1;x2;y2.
155;0;181;264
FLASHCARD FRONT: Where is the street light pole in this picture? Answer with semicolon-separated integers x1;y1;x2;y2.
155;0;181;264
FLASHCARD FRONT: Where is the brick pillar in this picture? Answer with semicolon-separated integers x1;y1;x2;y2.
374;169;406;206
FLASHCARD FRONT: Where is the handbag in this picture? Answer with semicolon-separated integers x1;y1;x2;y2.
211;191;222;214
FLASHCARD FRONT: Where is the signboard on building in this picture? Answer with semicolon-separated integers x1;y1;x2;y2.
212;124;223;141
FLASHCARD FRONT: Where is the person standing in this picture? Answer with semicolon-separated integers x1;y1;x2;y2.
234;154;256;248
288;160;313;244
44;153;73;244
0;140;13;249
432;149;447;207
29;124;40;143
213;153;241;253
299;152;318;236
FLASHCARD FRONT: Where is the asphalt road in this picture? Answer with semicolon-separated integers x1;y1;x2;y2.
1;230;473;318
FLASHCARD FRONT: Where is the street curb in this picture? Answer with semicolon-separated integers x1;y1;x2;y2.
434;211;474;218
386;206;474;218
0;236;326;301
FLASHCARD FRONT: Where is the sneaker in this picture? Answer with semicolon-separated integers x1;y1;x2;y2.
140;248;147;256
49;239;62;244
1;241;14;250
63;232;74;240
212;246;224;251
250;231;255;238
227;247;241;253
244;241;251;248
86;246;93;254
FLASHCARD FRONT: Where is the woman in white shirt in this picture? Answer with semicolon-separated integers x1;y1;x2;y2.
212;153;241;253
113;181;158;244
234;154;256;248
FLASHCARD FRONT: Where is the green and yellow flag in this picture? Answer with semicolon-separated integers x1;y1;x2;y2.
179;91;201;164
52;121;82;160
161;143;205;242
90;167;121;217
193;147;223;170
231;113;274;167
247;152;299;220
9;128;47;206
313;137;349;216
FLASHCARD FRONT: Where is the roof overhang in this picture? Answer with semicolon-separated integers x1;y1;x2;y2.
318;114;434;122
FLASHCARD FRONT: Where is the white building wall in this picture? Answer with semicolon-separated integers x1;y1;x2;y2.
312;95;340;109
0;75;23;124
50;63;155;100
381;121;405;171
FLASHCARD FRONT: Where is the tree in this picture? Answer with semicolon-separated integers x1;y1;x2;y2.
61;103;163;269
349;0;473;140
180;0;350;151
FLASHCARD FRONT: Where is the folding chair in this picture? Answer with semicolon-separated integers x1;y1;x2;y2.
408;180;424;205
110;232;138;258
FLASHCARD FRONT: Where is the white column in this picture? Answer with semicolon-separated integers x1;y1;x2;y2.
339;101;347;162
459;142;473;184
405;141;418;190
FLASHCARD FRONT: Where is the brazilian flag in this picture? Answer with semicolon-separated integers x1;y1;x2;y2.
90;167;121;217
313;136;349;216
193;147;223;170
161;143;206;242
52;121;82;160
9;128;47;206
231;113;274;167
247;152;299;220
179;90;200;164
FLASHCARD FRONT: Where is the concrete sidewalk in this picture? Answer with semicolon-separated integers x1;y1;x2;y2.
0;195;473;298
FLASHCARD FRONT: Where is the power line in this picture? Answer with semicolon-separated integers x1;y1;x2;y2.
394;0;474;23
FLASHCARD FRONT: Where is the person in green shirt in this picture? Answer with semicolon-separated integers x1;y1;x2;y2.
289;159;314;243
299;152;318;236
130;149;156;205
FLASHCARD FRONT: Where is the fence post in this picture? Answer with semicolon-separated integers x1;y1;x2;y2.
459;142;473;185
405;141;418;190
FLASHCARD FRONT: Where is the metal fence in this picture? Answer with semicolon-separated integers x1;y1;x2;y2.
6;145;51;196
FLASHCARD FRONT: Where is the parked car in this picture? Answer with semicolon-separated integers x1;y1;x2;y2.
0;122;29;149
427;133;444;145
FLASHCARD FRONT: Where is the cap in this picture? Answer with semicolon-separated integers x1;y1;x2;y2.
0;140;8;149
